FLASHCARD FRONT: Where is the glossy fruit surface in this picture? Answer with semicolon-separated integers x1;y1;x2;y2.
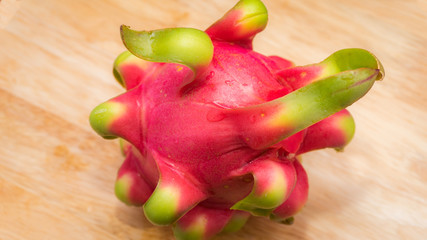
90;1;384;239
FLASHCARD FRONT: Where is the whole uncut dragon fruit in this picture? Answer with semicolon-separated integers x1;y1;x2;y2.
89;0;384;239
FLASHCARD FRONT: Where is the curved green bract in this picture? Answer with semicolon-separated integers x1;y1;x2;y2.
121;26;214;73
235;48;384;149
143;185;180;225
206;0;267;47
271;68;380;134
231;179;286;216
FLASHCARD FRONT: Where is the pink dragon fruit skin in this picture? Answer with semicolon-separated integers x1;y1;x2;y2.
89;0;384;239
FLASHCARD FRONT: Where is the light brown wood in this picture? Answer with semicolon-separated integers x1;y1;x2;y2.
0;0;426;239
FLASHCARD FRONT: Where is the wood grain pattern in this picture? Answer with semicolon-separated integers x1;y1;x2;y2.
0;0;426;239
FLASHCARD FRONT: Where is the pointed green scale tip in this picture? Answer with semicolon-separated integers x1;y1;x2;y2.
173;216;207;240
234;0;268;32
335;112;356;151
120;25;213;74
221;212;250;233
321;48;385;80
113;51;134;87
89;101;125;139
143;185;181;225
115;174;132;205
207;0;267;43
231;167;287;214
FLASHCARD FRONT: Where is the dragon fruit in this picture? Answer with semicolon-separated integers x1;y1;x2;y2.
89;0;384;239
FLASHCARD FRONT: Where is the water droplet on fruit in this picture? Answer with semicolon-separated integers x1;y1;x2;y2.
206;71;215;81
225;80;233;86
207;109;225;122
250;114;257;123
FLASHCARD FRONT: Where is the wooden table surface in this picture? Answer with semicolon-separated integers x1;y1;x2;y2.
1;0;426;239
